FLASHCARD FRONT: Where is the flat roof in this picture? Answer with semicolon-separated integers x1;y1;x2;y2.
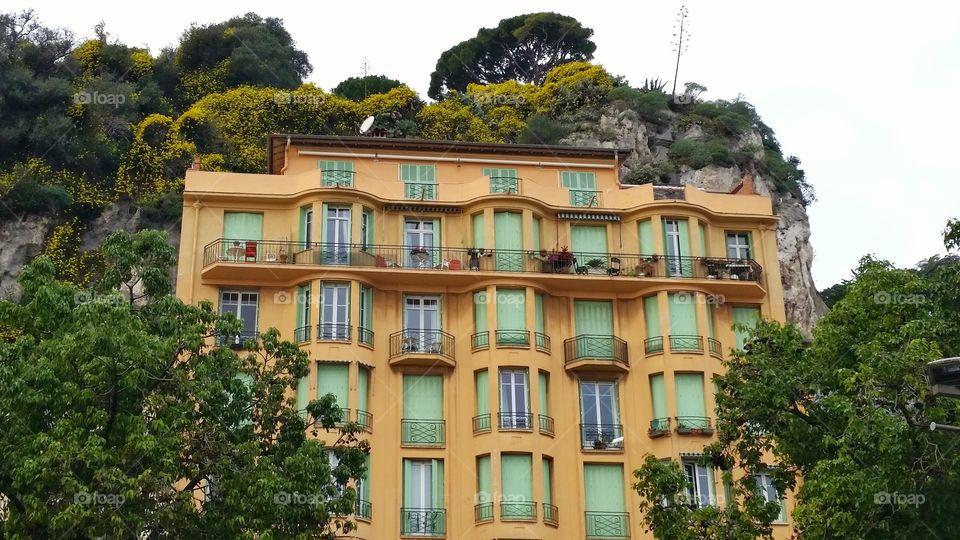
267;134;631;174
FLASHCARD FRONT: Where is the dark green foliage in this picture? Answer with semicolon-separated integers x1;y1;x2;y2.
945;219;960;251
668;139;732;169
641;77;668;92
333;75;402;101
137;190;184;231
517;114;572;144
621;161;676;185
0;177;71;217
760;149;814;204
428;12;596;99
606;87;670;124
818;280;850;308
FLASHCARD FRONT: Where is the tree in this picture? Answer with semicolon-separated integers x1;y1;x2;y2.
333;75;402;101
633;244;960;538
427;12;596;99
0;230;368;538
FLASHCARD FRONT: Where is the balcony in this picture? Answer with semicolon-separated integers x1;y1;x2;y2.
321;169;355;188
580;423;624;451
676;416;714;435
669;335;702;354
471;331;489;351
570;189;602;207
318;323;351;343
498;412;533;431
358;326;374;348
648;417;670;438
216;330;258;349
401;508;445;537
707;337;722;358
293;325;311;343
643;336;664;356
401;419;445;447
474;502;493;523
405;182;437;200
200;240;766;296
495;329;530;348
535;332;551;354
489;175;520;194
472;414;491;434
355;498;372;521
563;335;629;373
585;511;630;538
543;503;559;526
388;330;455;368
356;409;373;432
500;501;537;521
538;414;555;437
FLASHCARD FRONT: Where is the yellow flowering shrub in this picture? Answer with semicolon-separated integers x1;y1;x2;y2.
117;114;193;200
43;218;102;286
130;50;154;78
466;80;540;118
73;39;103;75
416;98;498;142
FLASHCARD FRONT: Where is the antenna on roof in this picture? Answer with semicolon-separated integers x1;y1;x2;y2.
359;116;375;134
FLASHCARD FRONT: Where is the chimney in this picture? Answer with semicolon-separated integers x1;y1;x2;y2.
190;156;202;171
731;174;756;195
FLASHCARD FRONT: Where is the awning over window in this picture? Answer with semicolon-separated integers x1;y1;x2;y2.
557;212;621;222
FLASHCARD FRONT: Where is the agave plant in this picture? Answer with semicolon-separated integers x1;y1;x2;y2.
641;78;668;92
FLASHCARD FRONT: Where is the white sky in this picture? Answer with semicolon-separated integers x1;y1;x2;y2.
9;0;959;288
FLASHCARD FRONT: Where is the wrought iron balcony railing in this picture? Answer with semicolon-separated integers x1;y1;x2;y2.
500;501;537;520
405;182;437;200
389;329;455;361
317;323;351;342
498;412;533;431
543;503;559;526
644;336;664;355
495;329;530;347
293;325;311;343
401;419;445;447
570;189;602;207
489;175;520;194
676;416;713;434
355;498;372;520
216;330;258;348
563;335;628;366
538;414;555;436
580;423;624;450
472;413;491;434
707;337;722;358
201;240;764;284
471;331;489;351
356;409;373;432
357;326;374;347
649;417;671;437
474;502;493;523
400;507;446;536
585;511;629;538
535;332;551;354
669;334;703;353
320;169;355;188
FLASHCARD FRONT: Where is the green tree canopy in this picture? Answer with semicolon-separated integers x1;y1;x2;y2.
427;12;596;99
0;230;367;537
333;74;402;101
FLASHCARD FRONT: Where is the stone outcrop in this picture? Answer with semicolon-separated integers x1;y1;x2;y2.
0;215;52;300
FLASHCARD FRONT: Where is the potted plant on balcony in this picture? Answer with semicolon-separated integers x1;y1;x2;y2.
585;258;606;274
544;246;574;274
592;434;609;450
637;254;660;277
467;248;492;271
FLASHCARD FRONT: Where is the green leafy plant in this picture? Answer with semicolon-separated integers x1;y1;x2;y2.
518;114;572;144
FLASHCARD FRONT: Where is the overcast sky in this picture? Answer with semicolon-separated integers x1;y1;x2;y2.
8;0;959;287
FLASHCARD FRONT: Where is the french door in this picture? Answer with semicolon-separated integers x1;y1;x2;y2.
405;219;436;268
321;283;350;340
664;219;683;276
323;206;351;264
404;296;441;352
499;369;530;428
579;381;619;446
407;461;435;535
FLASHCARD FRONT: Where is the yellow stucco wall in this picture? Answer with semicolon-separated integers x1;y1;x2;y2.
175;139;793;539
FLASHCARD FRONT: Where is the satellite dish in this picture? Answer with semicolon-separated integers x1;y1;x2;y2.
359;116;375;134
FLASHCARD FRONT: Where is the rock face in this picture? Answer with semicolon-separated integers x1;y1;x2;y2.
563;107;828;335
0;215;52;300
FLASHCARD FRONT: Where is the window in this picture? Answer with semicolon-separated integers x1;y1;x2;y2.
483;167;519;193
493;212;522;271
295;283;311;342
401;164;436;200
322;205;351;264
532;216;542;252
542;458;556;524
644;296;662;354
357;367;371;430
698;223;708;257
732;306;761;350
219;290;258;345
325;448;345;498
316;363;349;419
320;282;350;340
683;460;716;508
472;213;485;250
472;291;489;349
402;375;443;446
726;231;752;259
402;459;445;535
570;225;608;270
638;219;654;255
359;286;373;346
361;208;374;249
500;454;534;519
499;369;530;429
534;293;547;352
222;212;263;259
475;455;492;521
579;381;620;448
754;473;787;522
299;207;313;247
474;370;490;433
668;292;699;352
573;300;615;358
561;171;598;207
318;159;355;187
663;218;691;276
496;288;527;346
403;295;441;352
538;371;552;434
296;368;310;419
583;464;627;536
404;219;439;268
675;373;708;430
649;374;668;432
357;455;371;519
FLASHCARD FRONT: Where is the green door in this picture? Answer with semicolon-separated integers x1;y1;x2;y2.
500;454;534;518
496;288;526;345
402;459;445;535
732;306;761;350
316;363;348;417
584;464;627;536
668;293;699;351
222;212;263;259
494;212;522;271
402;375;443;445
570;225;608;272
675;372;707;428
574;300;615;358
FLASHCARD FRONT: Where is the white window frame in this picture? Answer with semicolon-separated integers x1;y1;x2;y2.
726;232;751;260
754;472;787;523
321;282;350;340
682;460;717;508
219;290;259;345
499;369;530;428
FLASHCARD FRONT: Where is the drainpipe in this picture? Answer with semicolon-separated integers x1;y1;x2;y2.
279;136;292;175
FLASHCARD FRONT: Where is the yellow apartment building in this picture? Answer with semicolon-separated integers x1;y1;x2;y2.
175;134;793;539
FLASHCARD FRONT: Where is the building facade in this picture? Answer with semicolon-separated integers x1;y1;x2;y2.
175;134;793;539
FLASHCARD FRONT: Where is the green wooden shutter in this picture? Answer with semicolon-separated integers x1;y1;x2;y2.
483;167;519;193
699;223;708;257
362;454;371;503
532;216;541;252
473;213;485;249
494;212;522;270
574;300;614;357
473;291;488;348
358;367;369;413
316;363;348;409
538;372;548;415
570;225;608;267
431;218;441;266
650;374;667;420
638;219;654;255
298;206;310;247
318;160;355;187
732;306;761;350
403;375;442;419
296;373;309;418
402;459;413;507
496;288;526;345
223;213;263;259
360;286;373;344
320;203;329;256
562;171;597;206
477;455;492;503
668;293;698;335
535;293;545;334
644;296;661;337
706;303;716;340
584;464;625;512
501;454;533;506
402;164;436;199
475;370;489;415
362;208;374;247
295;284;305;331
431;459;444;508
542;459;553;505
675;373;706;417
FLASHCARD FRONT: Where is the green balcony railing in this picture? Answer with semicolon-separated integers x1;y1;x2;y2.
489;176;520;194
563;335;628;366
401;507;446;536
500;501;537;521
570;189;601;207
405;182;437;200
472;413;491;434
474;502;494;523
471;331;489;351
538;414;555;436
543;503;559;526
401;419;445;447
585;511;629;538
